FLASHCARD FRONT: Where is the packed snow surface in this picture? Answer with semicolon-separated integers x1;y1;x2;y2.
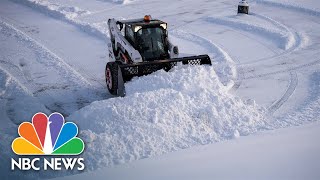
61;122;320;180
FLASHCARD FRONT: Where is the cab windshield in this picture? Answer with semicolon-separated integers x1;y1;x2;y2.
136;27;168;61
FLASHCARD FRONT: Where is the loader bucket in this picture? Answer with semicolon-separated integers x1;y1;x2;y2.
119;54;212;81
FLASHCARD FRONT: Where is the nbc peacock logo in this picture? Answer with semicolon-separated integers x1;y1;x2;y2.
12;112;84;155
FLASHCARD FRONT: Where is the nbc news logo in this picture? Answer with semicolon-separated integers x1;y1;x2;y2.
11;112;85;171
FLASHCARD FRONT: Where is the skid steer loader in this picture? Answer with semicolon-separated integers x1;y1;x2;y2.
106;15;212;96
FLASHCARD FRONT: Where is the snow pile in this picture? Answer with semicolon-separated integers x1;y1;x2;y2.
69;66;267;170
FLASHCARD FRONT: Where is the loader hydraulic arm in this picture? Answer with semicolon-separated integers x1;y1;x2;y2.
167;38;179;59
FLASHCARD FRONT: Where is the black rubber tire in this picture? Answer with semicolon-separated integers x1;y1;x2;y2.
105;62;118;95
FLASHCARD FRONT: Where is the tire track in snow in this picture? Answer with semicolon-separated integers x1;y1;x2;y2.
276;72;320;127
268;71;298;114
202;15;295;93
239;13;304;112
202;14;311;113
243;55;320;80
3;0;109;92
0;65;50;124
0;19;103;116
0;20;91;86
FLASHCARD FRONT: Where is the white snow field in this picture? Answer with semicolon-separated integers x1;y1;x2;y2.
60;122;320;180
0;0;319;179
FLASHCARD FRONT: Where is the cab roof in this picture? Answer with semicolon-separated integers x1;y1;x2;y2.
118;19;166;27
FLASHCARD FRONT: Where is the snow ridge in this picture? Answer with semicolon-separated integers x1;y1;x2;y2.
10;0;108;39
205;16;295;50
256;0;320;17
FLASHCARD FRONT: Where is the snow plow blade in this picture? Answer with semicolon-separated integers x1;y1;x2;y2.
119;54;212;81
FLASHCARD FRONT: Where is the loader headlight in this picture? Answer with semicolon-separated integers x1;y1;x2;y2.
160;23;167;30
134;26;142;32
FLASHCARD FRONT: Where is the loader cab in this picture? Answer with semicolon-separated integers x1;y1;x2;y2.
124;16;170;61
